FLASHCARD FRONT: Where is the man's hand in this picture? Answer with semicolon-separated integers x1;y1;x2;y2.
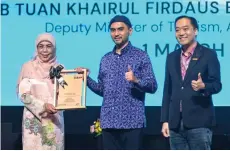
125;65;138;83
161;122;170;137
191;73;205;91
75;67;90;77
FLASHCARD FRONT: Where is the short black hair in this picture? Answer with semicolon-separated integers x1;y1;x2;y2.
175;15;198;30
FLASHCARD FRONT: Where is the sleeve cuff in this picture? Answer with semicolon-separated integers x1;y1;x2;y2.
199;83;211;96
133;79;144;91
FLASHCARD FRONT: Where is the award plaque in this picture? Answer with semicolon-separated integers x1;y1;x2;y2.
53;69;87;110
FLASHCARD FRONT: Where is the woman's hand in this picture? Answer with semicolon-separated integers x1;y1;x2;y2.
44;103;57;114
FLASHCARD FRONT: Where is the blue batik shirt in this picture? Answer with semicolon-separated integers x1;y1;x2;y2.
87;42;158;129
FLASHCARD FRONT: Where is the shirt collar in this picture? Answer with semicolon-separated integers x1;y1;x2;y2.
181;45;196;58
113;41;132;55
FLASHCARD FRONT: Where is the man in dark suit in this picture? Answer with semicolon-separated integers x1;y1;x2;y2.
161;15;222;150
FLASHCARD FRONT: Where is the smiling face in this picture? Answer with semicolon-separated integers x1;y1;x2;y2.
37;41;55;62
175;18;198;46
110;22;132;47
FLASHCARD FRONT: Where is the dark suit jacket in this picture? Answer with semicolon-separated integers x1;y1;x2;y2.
161;43;222;129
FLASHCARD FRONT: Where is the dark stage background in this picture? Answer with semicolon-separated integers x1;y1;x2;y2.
1;106;230;150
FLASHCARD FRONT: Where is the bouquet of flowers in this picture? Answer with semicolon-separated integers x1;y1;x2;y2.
90;118;102;137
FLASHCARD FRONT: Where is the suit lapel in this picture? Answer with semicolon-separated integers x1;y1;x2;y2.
174;50;183;82
183;43;203;84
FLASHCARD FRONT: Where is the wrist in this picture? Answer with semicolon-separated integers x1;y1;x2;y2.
163;122;169;125
133;77;139;83
201;82;205;89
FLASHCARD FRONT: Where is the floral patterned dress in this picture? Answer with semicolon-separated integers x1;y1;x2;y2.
19;78;64;150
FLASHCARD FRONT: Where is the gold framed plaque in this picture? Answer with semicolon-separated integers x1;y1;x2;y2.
53;69;87;110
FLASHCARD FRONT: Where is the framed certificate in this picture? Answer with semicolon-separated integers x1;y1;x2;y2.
53;69;87;110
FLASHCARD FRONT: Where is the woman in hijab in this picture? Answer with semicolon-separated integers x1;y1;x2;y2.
17;33;64;150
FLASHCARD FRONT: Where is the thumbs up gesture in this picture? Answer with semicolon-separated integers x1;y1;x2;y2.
125;65;138;83
191;73;205;91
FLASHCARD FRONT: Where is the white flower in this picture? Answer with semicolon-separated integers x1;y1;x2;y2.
90;125;95;133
